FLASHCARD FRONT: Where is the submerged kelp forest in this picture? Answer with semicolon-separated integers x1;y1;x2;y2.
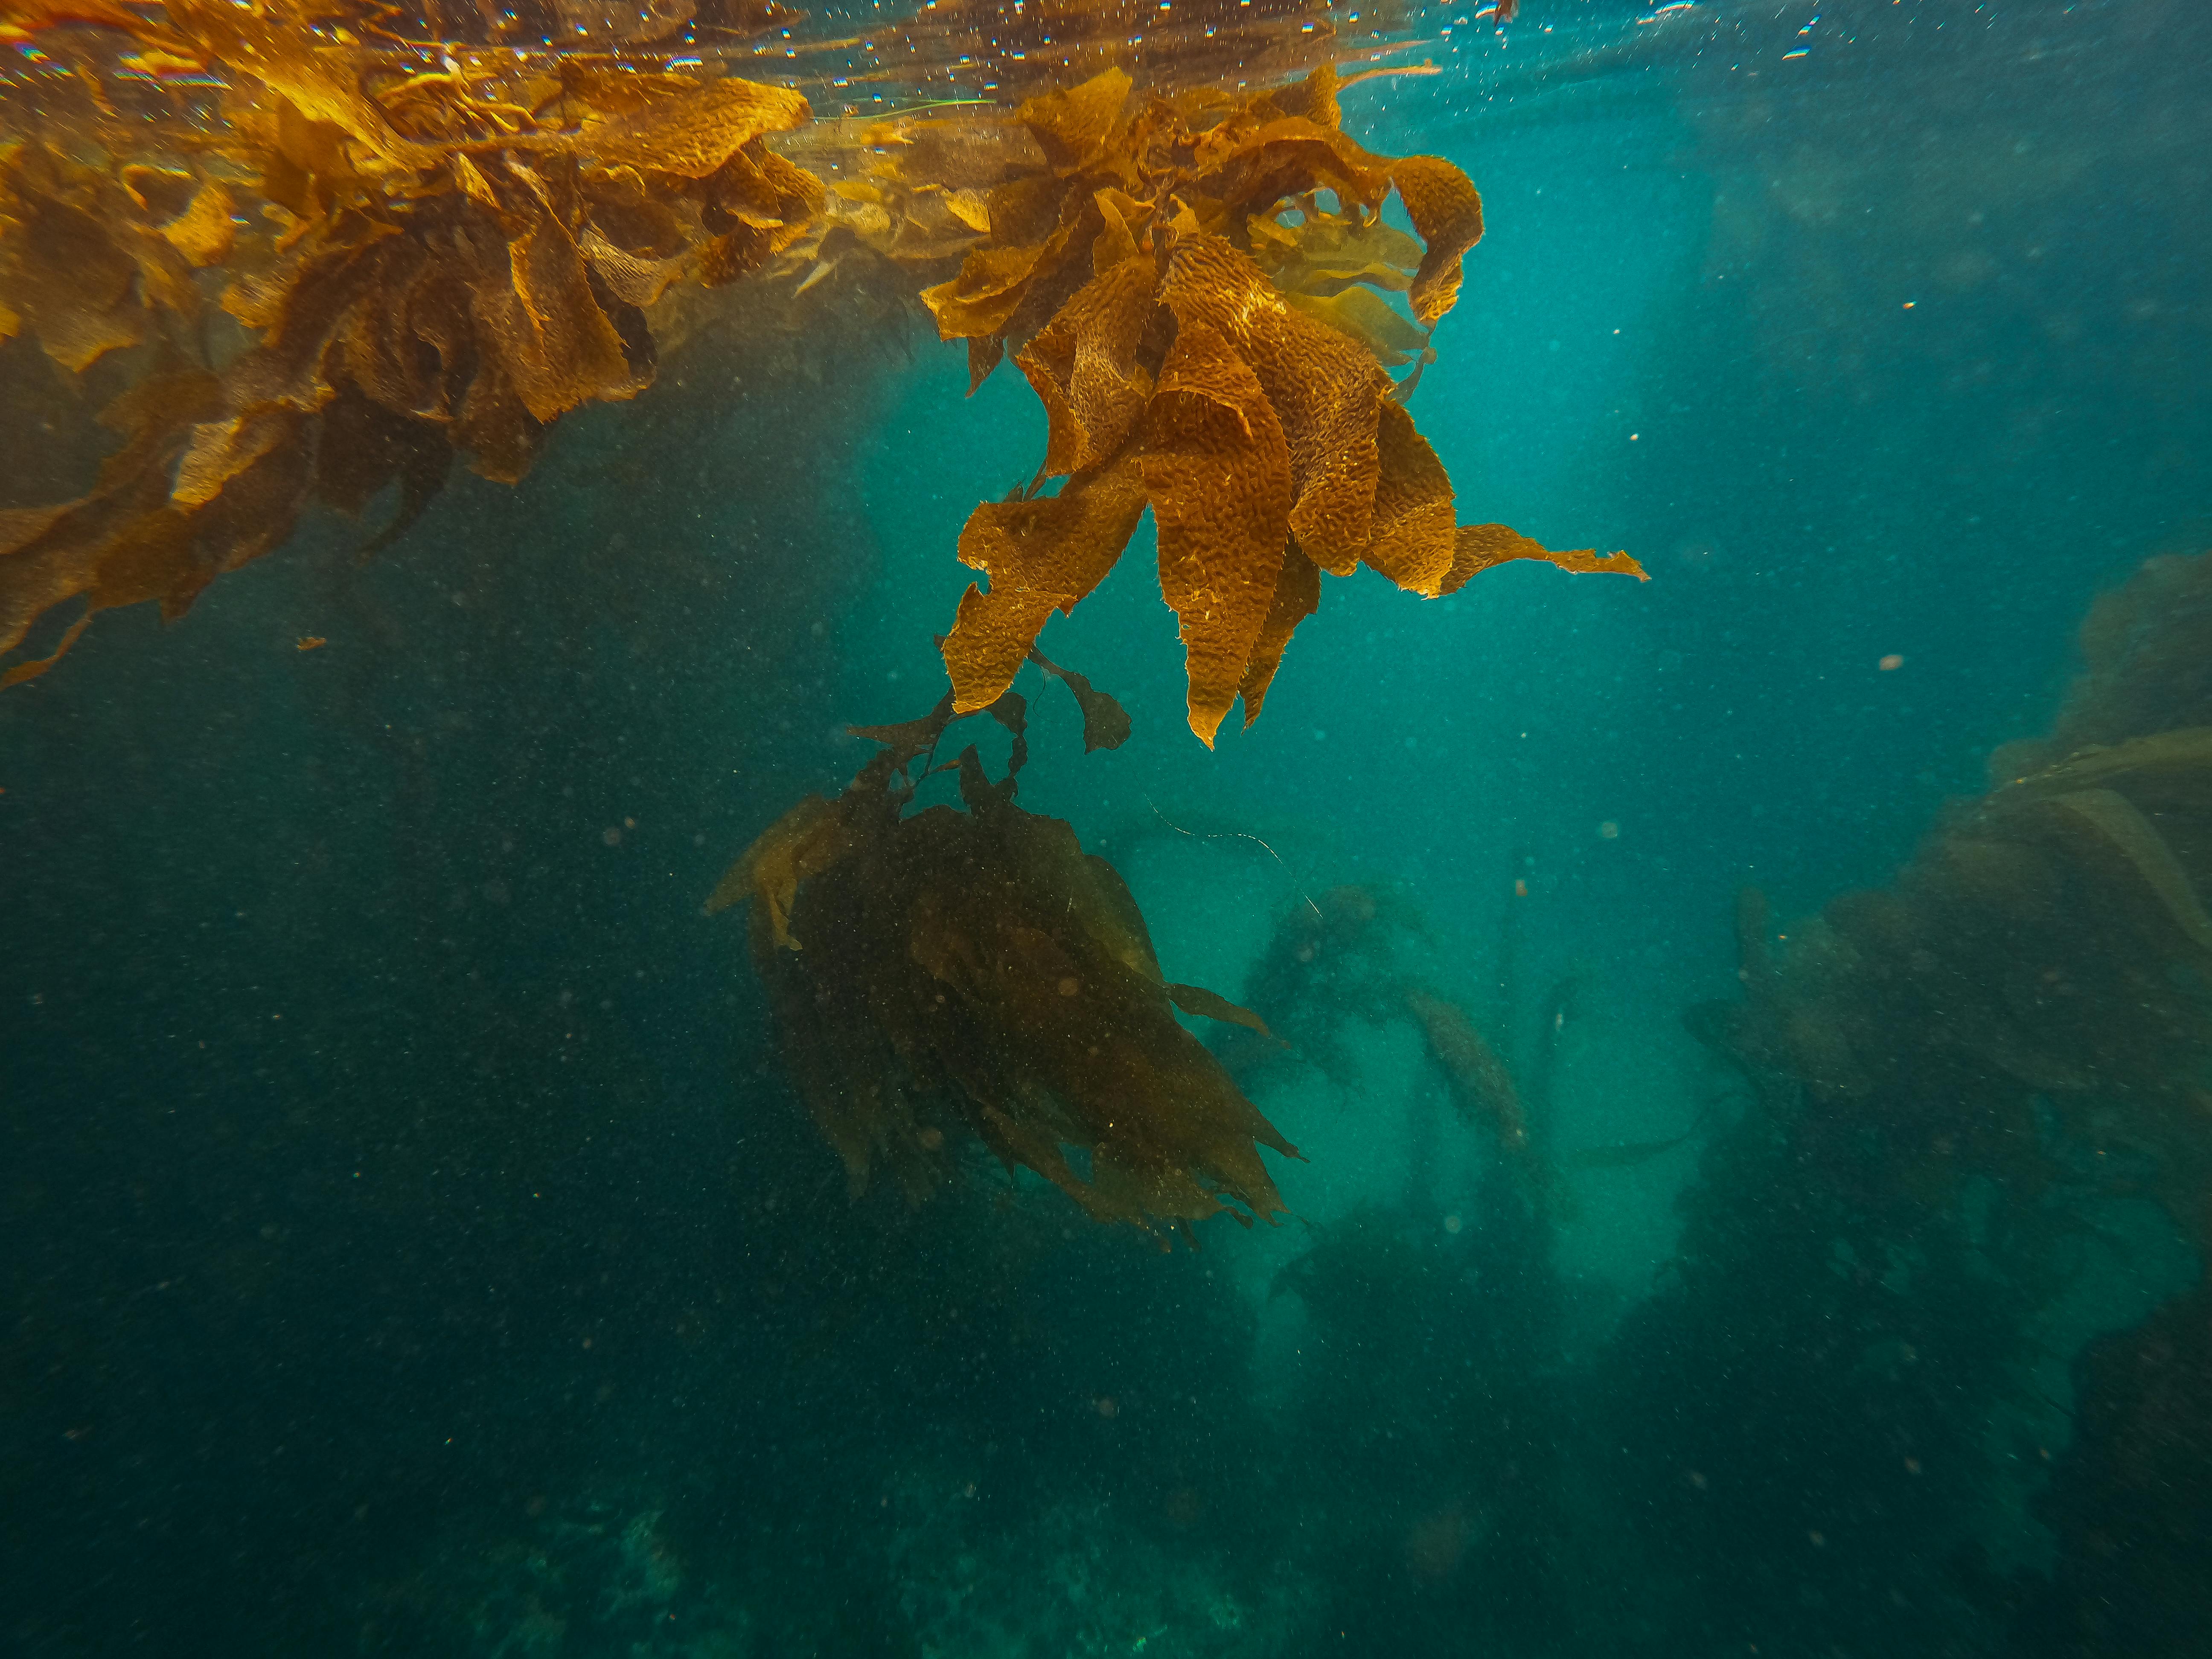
4;1;2211;1655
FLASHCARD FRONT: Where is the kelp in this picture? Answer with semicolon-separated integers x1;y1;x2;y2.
4;14;1633;734
707;660;1300;1238
2;0;821;681
1608;559;2212;1659
1405;986;1528;1154
917;64;1645;743
1694;551;2212;1248
1237;881;1537;1164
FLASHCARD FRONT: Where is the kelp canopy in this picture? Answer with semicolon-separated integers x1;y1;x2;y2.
919;61;1646;743
707;663;1299;1239
2;0;1639;732
0;0;821;682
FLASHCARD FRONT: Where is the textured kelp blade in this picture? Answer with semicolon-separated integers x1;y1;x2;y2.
696;145;824;283
1017;67;1132;172
1443;524;1648;593
0;175;147;372
1199;100;1394;221
922;239;1053;341
941;459;1148;713
1251;206;1421;298
0;369;222;674
582;229;689;308
1359;401;1457;597
1140;319;1293;745
218;228;406;416
1238;540;1320;726
1391;155;1485;329
184;4;407;164
584;77;812;179
172;409;299;508
1168;982;1278;1042
1028;646;1132;751
1159;228;1387;575
490;203;643;423
1015;252;1158;477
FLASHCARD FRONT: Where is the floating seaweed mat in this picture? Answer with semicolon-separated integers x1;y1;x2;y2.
1;1;824;683
707;667;1299;1238
3;15;1636;728
916;64;1647;744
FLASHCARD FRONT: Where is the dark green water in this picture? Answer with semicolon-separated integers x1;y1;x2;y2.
6;2;2211;1653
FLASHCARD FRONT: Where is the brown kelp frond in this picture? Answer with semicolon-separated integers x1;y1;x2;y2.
710;666;1295;1237
1404;987;1528;1154
1235;882;1532;1158
1695;552;2212;1246
914;64;1638;742
2;1;823;682
2;20;1630;704
1991;549;2212;774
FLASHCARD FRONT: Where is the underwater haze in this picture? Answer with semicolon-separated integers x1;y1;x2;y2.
5;1;2212;1655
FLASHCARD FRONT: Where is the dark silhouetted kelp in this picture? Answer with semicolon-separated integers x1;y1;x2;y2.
1630;548;2212;1656
709;665;1299;1237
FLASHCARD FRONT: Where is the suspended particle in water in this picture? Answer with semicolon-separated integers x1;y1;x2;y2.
1597;821;1621;839
1879;653;1905;671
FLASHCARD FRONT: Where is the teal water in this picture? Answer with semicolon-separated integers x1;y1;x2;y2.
5;1;2211;1654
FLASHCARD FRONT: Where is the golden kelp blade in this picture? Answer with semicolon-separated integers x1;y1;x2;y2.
1357;400;1456;597
1159;228;1388;577
1391;155;1486;329
1284;285;1432;368
1443;526;1649;593
582;78;812;178
1139;319;1293;747
941;459;1149;713
909;66;1625;739
1015;249;1157;477
1236;541;1321;726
